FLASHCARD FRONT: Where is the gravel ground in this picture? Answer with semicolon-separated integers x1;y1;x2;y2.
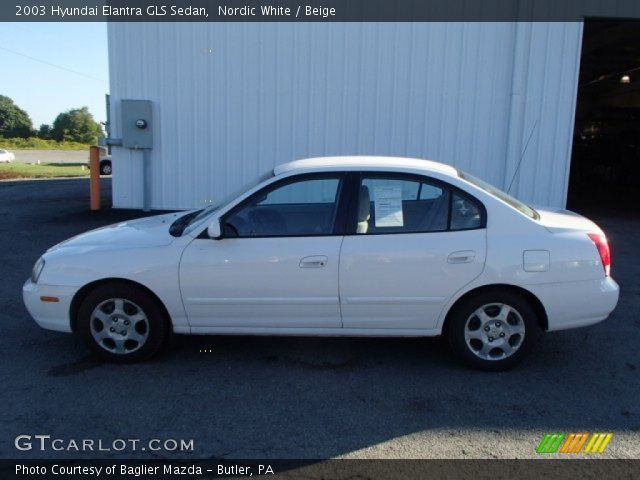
0;178;638;460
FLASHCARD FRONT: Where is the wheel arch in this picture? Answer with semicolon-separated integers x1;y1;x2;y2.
69;278;171;333
442;284;548;335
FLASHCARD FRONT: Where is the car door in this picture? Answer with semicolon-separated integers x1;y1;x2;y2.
339;172;487;330
179;173;347;330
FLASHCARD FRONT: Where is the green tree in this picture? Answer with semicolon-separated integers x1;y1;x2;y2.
38;124;52;139
0;95;33;138
51;106;103;144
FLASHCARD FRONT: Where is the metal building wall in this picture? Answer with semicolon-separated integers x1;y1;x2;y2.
107;22;583;210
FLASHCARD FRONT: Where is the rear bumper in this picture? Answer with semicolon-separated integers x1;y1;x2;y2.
22;279;76;333
527;277;619;331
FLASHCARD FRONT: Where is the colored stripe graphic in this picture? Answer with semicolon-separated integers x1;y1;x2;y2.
584;433;598;453
538;433;613;454
573;433;590;453
585;433;613;453
560;434;576;453
559;433;589;453
536;433;565;453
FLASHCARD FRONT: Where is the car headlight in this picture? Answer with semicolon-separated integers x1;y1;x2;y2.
31;257;45;283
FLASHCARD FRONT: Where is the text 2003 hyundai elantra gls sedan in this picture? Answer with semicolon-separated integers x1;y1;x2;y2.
23;157;619;370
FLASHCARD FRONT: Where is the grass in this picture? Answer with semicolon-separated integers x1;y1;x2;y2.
0;138;90;150
0;162;90;180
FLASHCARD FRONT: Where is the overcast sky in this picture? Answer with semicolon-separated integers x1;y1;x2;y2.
1;22;108;128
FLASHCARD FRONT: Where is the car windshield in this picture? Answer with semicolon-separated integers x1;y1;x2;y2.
175;170;274;236
457;169;539;220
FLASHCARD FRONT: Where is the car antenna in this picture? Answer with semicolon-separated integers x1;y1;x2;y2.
507;118;538;194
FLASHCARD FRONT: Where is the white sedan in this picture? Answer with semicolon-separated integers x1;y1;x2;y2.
23;157;619;370
0;149;15;162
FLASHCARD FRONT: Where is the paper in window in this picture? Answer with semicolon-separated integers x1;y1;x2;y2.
374;186;404;227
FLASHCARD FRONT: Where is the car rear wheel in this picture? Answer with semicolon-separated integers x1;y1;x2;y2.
100;161;112;175
446;290;540;371
77;283;167;362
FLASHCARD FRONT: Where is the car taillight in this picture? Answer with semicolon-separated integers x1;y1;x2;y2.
588;233;611;276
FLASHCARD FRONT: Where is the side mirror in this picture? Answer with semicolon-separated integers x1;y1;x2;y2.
207;218;222;239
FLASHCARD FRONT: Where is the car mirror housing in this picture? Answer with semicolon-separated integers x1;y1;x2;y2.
207;219;222;239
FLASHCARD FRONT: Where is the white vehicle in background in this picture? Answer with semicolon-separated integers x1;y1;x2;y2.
86;147;112;175
98;155;112;175
0;149;15;162
23;156;619;370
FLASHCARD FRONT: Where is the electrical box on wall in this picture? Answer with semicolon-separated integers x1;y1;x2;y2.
121;100;153;149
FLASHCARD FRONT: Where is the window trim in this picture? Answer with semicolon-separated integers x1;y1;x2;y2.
210;172;349;239
345;171;487;236
456;169;538;221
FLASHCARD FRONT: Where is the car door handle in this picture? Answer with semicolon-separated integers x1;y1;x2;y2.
299;255;328;268
447;250;476;264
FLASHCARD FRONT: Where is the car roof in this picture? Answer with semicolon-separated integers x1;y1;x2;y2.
273;156;458;177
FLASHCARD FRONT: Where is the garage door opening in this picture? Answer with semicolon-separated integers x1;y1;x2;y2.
567;19;640;214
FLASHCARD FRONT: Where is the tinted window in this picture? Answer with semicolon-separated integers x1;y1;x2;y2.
225;176;342;237
357;177;449;234
182;171;273;236
457;169;538;220
451;192;482;230
261;178;339;205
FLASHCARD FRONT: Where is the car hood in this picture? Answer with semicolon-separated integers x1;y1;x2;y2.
47;212;185;252
533;207;602;234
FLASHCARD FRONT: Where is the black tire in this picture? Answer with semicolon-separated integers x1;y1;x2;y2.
77;283;168;363
100;161;112;175
446;290;541;371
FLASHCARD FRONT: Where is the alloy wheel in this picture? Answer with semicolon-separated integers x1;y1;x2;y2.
464;303;526;361
89;298;149;354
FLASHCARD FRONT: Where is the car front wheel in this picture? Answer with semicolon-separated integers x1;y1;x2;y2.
446;290;540;371
77;283;168;362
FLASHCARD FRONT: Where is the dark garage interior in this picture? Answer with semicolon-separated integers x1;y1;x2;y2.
567;19;640;214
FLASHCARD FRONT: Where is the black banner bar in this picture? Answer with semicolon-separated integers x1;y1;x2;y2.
3;459;640;479
2;0;640;22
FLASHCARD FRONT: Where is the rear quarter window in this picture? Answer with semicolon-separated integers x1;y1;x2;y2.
457;170;539;220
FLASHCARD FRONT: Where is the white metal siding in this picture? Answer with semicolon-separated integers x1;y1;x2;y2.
108;22;582;210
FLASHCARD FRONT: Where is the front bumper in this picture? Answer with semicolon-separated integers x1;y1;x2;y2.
22;279;77;333
527;276;620;331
